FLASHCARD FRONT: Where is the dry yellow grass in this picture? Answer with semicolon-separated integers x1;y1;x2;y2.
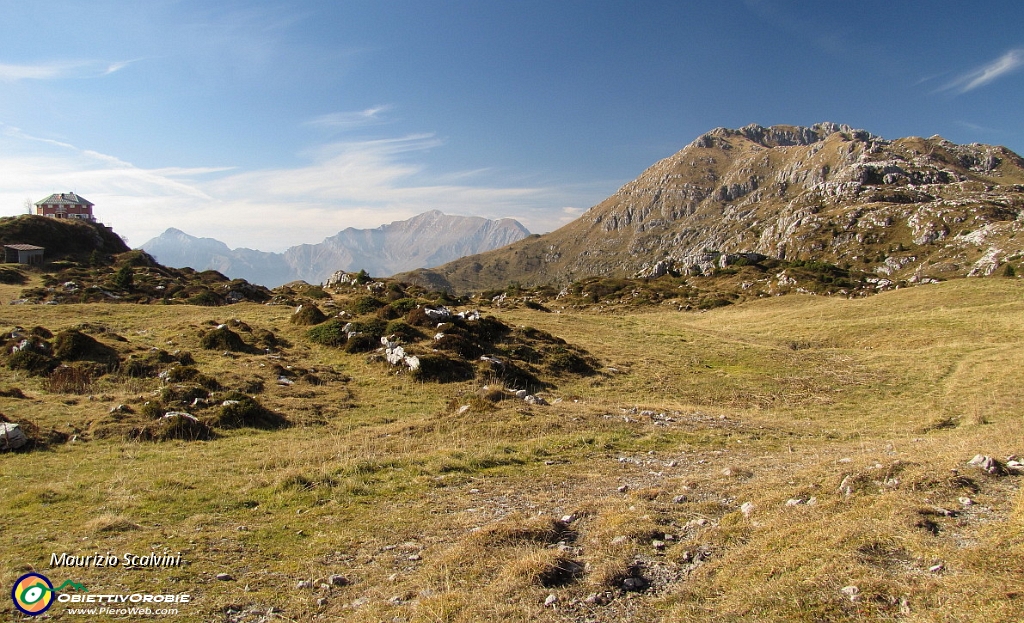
1;278;1023;621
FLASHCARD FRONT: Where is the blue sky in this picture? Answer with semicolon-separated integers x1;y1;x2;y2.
1;1;1022;251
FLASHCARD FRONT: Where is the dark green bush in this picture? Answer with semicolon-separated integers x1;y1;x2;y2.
120;359;156;378
435;334;483;359
112;264;134;290
53;329;119;368
0;268;26;285
7;350;59;376
343;335;378;353
351;295;385;315
349;318;387;339
383;320;424;342
389;298;420;315
412;354;475;383
134;413;213;441
188;291;222;306
375;304;403;320
210;393;287;429
140;401;165;418
200;327;247;351
160;384;209;406
308;319;349;347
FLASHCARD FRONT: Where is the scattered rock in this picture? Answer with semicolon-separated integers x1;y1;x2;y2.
216;573;234;581
584;592;613;606
968;454;1008;475
617;485;629;493
622;577;649;592
544;593;558;607
0;422;28;451
841;585;860;602
296;580;313;589
740;501;755;517
328;574;350;587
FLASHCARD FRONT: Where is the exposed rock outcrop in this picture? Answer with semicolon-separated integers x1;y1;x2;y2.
397;124;1024;293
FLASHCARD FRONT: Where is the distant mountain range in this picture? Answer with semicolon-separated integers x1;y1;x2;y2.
396;123;1024;293
140;210;530;287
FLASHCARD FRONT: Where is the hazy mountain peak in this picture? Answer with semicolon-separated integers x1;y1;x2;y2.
141;211;529;287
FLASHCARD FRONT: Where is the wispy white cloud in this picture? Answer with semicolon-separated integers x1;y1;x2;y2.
0;61;85;81
305;105;394;130
104;59;143;75
0;58;138;81
940;48;1024;94
0;126;606;251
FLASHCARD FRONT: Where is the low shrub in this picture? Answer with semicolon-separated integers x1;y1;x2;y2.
188;291;222;306
375;304;403;320
343;335;378;353
389;297;420;315
412;354;475;383
308;319;348;347
53;330;120;368
120;358;156;378
351;295;385;315
209;393;287;429
160;384;209;406
134;413;213;441
383;320;424;342
162;366;220;390
7;350;59;376
435;334;484;359
290;304;328;326
199;326;247;351
545;349;595;375
140;401;165;418
0;268;27;285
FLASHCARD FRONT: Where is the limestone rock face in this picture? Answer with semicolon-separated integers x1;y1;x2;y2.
398;123;1024;293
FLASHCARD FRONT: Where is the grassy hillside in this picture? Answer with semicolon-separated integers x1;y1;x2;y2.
1;279;1023;621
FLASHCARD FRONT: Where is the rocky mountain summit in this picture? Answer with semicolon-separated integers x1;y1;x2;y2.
397;123;1024;293
142;211;529;288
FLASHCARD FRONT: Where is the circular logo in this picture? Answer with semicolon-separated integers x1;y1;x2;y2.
11;572;54;616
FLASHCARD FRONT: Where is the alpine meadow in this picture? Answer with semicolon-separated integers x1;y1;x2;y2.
3;123;1024;622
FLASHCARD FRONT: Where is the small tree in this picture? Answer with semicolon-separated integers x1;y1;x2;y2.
1002;263;1016;278
113;264;134;290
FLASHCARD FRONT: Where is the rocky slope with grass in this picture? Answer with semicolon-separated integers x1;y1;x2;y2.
142;210;530;287
397;123;1024;293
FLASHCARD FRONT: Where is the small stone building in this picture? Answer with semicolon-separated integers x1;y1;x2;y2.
4;244;44;265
